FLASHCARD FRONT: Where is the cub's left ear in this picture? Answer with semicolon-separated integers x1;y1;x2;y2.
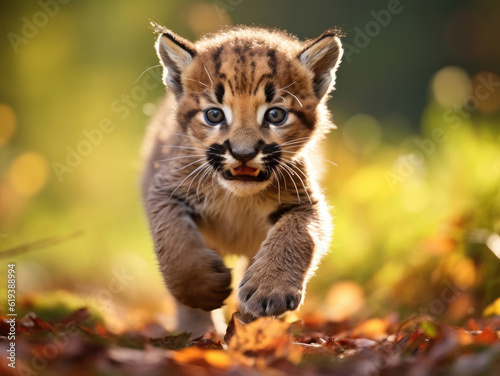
298;29;343;98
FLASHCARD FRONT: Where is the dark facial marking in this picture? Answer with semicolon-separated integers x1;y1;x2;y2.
264;82;275;103
206;143;227;170
179;109;199;130
237;49;246;65
267;49;277;75
231;46;248;92
213;46;224;76
290;109;314;130
233;66;240;90
262;143;281;171
253;74;272;96
240;70;248;92
227;80;234;95
248;61;256;95
215;83;225;104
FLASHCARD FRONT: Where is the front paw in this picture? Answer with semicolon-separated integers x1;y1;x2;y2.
238;266;303;317
168;249;232;311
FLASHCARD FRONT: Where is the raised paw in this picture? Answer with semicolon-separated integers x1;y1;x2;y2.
168;249;232;311
238;269;303;317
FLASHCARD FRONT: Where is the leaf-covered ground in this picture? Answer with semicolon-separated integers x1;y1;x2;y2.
1;307;499;376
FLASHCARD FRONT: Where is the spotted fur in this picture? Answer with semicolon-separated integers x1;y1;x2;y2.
142;24;343;337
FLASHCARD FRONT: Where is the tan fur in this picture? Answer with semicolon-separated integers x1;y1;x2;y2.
142;25;343;337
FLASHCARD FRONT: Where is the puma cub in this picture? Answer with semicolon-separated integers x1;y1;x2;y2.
142;24;343;336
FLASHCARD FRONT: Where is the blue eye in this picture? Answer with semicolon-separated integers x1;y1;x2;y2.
204;108;225;125
265;107;288;125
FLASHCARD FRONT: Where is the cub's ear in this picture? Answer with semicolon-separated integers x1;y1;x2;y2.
298;29;343;99
153;23;196;95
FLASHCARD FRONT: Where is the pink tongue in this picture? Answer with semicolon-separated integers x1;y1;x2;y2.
234;166;257;175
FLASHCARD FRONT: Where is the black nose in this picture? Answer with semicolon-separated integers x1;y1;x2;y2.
231;147;257;163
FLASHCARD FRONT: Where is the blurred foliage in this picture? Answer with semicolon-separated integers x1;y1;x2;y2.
0;0;499;328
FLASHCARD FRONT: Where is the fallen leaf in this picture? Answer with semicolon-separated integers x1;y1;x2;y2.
192;338;224;350
150;332;191;350
228;316;290;354
61;307;91;324
475;327;499;345
351;318;388;339
173;347;232;369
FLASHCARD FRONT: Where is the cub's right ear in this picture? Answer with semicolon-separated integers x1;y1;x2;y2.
298;29;343;99
154;24;196;95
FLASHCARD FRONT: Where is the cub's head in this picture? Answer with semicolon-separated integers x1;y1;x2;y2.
154;24;343;196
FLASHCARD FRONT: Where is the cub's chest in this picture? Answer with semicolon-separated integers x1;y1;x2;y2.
195;197;277;257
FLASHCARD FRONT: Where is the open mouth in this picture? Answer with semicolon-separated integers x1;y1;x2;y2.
223;165;268;182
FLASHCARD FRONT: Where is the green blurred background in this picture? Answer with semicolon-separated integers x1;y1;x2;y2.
0;0;499;329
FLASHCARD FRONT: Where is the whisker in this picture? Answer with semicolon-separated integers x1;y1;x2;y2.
269;157;291;196
278;146;339;167
289;161;311;182
169;162;209;200
154;154;205;163
276;82;296;92
279;162;301;204
284;152;338;167
204;67;214;88
276;150;302;155
275;164;288;191
272;170;281;205
211;167;217;192
171;158;205;172
211;166;222;192
279;144;307;151
280;89;303;107
280;137;311;146
195;165;212;199
184;77;208;88
171;133;208;148
266;149;301;157
133;65;162;84
280;139;310;146
323;159;338;167
160;145;207;152
276;95;286;104
286;163;313;204
186;163;210;200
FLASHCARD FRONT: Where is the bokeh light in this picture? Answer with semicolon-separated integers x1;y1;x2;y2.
7;152;49;197
324;280;365;321
341;114;381;155
186;3;232;36
431;66;470;108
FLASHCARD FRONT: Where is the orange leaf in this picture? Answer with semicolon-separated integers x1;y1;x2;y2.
351;318;388;339
173;347;232;369
96;323;107;337
474;327;499;345
228;316;290;353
